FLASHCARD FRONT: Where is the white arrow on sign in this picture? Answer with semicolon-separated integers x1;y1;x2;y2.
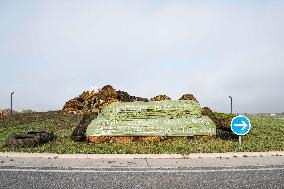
234;121;248;130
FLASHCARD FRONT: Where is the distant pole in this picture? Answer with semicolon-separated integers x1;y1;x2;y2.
10;92;14;115
229;96;232;114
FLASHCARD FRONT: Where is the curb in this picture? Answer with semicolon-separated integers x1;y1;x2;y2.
0;151;283;159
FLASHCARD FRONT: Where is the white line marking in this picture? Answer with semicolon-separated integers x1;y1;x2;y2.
0;167;283;173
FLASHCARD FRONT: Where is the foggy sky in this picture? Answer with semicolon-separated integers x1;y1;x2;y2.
1;1;284;113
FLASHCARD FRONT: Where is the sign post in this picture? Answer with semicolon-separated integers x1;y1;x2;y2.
231;115;251;144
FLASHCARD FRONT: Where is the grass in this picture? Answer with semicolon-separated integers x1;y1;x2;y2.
0;111;283;154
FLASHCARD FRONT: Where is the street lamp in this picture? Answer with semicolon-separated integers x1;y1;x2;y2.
229;96;232;114
11;92;14;115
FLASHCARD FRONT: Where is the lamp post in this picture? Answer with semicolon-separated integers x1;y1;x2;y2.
229;96;232;114
10;92;14;115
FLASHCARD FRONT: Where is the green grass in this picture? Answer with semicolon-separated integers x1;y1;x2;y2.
0;111;283;154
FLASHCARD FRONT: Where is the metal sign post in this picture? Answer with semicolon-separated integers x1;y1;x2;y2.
231;115;251;144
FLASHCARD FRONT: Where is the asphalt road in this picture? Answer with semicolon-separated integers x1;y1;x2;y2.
0;153;283;189
0;166;283;189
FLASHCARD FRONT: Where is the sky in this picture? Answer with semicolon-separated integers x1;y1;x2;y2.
0;0;284;113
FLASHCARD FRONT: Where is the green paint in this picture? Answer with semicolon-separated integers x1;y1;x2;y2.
86;100;216;136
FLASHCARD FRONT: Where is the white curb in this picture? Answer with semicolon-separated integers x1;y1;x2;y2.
0;151;283;159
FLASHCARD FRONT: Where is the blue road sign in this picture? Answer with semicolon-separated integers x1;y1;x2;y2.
231;115;251;135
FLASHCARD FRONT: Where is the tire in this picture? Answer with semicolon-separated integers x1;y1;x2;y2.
5;135;39;148
71;114;93;142
5;131;54;148
24;131;54;144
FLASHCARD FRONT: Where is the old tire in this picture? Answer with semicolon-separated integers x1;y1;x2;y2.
5;135;39;148
5;131;54;148
71;114;93;142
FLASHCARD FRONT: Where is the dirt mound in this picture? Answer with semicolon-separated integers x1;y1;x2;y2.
63;85;148;114
150;95;171;101
138;136;163;142
88;136;137;144
63;91;97;114
179;93;199;103
88;136;111;143
100;85;118;98
88;136;163;143
110;136;137;144
117;90;134;102
117;90;148;102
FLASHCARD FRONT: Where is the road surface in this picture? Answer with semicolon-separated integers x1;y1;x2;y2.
0;153;283;189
